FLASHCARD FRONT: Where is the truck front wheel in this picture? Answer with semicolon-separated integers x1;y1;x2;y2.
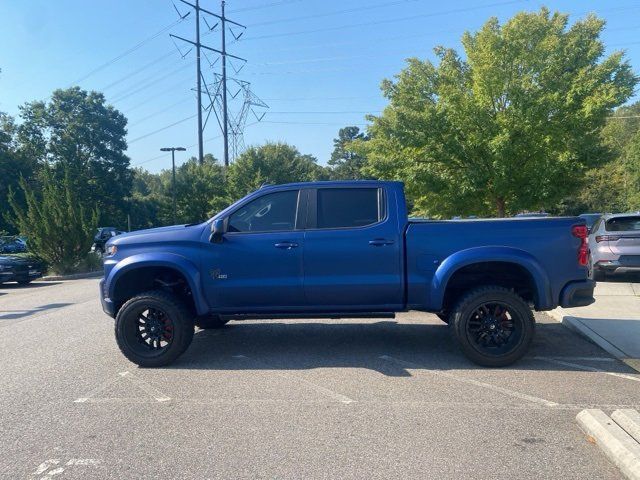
449;286;534;367
115;290;195;368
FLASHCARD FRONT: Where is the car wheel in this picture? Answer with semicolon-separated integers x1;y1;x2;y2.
196;314;230;329
115;290;194;368
449;286;535;367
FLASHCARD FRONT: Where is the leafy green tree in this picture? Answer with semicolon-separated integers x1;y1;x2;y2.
9;167;98;274
162;154;227;224
16;87;131;227
0;113;37;233
360;9;637;217
328;126;368;179
226;142;327;200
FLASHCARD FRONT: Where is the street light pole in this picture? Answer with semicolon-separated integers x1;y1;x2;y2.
160;147;186;225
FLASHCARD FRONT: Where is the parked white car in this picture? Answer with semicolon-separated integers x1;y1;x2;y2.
587;213;640;280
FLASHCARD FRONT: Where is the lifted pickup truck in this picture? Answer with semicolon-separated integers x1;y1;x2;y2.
100;181;595;368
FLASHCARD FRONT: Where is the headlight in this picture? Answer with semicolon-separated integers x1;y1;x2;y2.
105;245;118;256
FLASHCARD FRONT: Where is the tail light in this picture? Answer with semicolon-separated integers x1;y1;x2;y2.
595;235;620;243
572;225;588;266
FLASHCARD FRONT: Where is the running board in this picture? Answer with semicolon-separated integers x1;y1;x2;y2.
221;312;397;321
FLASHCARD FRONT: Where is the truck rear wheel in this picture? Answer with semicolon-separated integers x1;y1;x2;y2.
115;290;194;368
449;286;534;367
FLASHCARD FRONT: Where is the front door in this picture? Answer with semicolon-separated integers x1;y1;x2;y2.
303;187;403;310
201;188;306;312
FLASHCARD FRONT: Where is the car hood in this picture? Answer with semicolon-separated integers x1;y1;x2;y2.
109;223;207;246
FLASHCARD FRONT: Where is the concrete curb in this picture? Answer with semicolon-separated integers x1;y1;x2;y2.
613;410;640;444
547;308;630;360
41;271;102;282
576;409;640;480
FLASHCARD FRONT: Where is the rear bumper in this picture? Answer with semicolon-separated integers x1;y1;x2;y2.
594;259;640;273
559;279;596;308
99;279;116;317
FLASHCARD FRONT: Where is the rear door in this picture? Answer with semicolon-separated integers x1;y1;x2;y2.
302;186;403;310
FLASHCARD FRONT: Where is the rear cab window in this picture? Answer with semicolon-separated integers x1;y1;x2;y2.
605;216;640;232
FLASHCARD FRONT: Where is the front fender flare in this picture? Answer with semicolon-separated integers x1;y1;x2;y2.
430;246;552;310
105;252;209;315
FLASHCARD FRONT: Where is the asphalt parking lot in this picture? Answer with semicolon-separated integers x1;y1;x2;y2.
1;278;639;479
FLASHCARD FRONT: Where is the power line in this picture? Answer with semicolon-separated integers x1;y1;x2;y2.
241;0;526;42
100;50;179;91
71;18;187;85
228;0;304;13
268;111;380;114
247;0;421;27
128;97;194;127
132;121;260;167
128;114;198;144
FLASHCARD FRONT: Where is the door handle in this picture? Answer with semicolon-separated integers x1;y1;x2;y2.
369;239;394;246
274;241;299;249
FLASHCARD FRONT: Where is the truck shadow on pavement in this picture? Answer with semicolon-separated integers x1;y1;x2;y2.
172;320;637;376
0;302;72;320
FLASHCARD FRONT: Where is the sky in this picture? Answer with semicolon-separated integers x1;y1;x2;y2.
0;0;639;173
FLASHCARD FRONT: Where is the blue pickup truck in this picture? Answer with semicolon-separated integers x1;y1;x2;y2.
100;181;594;368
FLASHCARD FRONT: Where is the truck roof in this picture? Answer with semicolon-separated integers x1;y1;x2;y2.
258;180;404;191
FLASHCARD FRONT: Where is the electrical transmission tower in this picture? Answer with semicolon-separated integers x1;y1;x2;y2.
170;0;268;166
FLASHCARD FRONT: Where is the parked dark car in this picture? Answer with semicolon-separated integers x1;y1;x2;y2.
0;255;44;285
92;227;125;254
0;237;27;254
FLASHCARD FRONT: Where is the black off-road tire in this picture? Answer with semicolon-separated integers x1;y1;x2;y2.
449;286;535;367
196;314;230;329
115;290;194;368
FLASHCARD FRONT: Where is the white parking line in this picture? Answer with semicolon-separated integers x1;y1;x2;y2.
118;371;171;402
33;458;100;478
535;357;640;383
74;371;171;403
532;356;615;362
234;355;355;404
379;355;559;408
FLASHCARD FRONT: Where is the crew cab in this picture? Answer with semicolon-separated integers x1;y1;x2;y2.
100;181;595;368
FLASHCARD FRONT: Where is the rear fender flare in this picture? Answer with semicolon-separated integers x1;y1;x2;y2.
430;246;552;310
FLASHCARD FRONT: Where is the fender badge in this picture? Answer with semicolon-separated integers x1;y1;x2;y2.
210;269;228;280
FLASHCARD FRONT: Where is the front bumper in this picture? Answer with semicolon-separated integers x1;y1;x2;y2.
0;269;42;283
559;279;596;308
99;278;116;317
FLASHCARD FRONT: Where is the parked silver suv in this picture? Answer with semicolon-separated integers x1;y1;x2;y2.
588;213;640;280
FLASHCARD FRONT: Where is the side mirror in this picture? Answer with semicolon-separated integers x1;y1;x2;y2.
210;218;226;243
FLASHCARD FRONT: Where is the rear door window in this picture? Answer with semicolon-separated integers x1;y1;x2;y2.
316;188;382;229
